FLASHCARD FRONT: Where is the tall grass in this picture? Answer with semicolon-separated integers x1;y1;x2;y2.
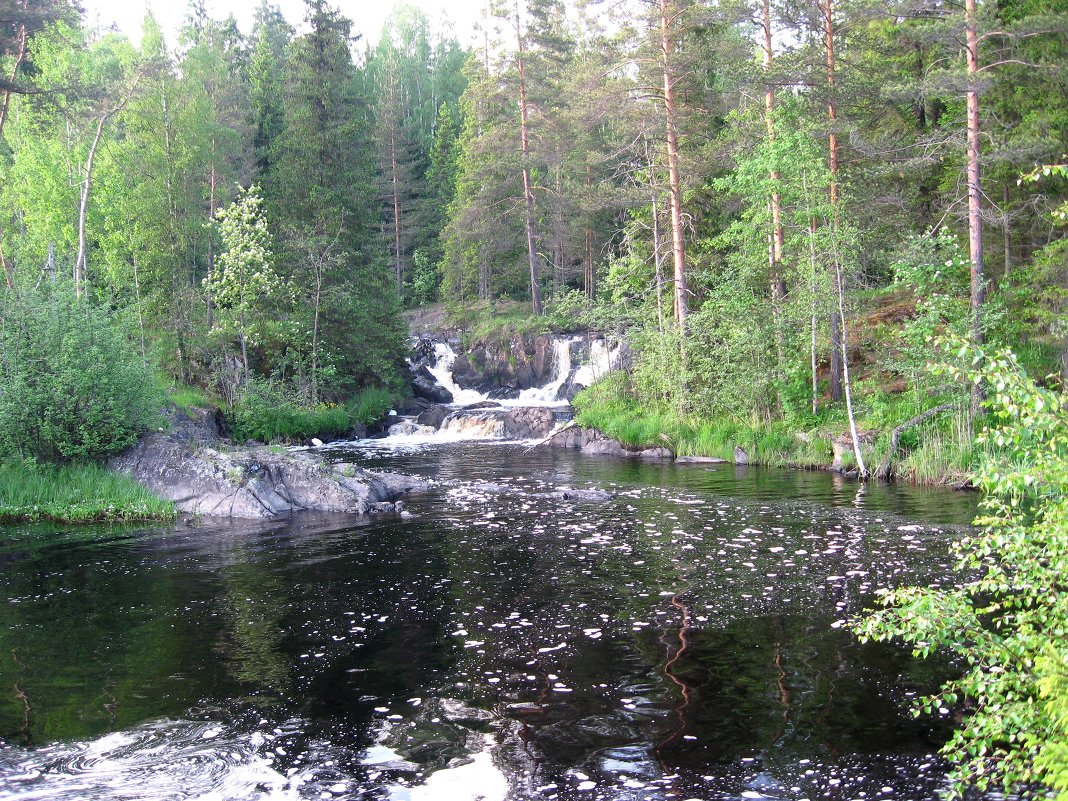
167;383;220;412
573;379;832;469
0;461;174;523
230;386;397;444
573;374;981;484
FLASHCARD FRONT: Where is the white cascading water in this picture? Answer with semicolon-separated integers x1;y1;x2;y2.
439;411;506;439
570;338;619;390
426;342;490;405
516;337;575;405
367;337;616;446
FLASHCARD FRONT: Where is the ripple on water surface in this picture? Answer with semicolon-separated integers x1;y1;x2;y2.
0;443;980;799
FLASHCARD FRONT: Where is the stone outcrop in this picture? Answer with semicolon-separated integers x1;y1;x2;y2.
545;425;672;460
830;431;878;472
411;366;454;404
110;410;425;519
502;406;556;440
448;332;560;399
416;404;451;429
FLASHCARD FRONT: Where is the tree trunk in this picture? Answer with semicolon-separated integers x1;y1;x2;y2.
553;162;563;292
133;256;146;361
1002;184;1011;281
311;264;323;405
660;0;687;329
824;0;844;403
965;0;985;424
239;311;250;385
762;0;785;303
875;403;956;480
652;187;665;336
0;5;27;291
516;2;542;316
390;129;403;297
75;113;110;298
584;166;595;301
835;248;866;479
206;159;217;330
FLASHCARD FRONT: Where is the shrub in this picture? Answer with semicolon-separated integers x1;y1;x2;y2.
229;380;395;443
855;346;1068;799
0;288;164;462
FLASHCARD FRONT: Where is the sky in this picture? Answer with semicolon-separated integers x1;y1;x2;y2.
80;0;487;48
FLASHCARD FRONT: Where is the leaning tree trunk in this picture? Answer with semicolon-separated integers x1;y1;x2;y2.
965;0;985;425
75;112;110;298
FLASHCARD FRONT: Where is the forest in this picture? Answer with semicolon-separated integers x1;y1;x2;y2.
0;0;1067;796
0;0;1065;482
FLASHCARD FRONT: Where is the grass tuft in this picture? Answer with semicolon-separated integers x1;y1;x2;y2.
0;460;174;523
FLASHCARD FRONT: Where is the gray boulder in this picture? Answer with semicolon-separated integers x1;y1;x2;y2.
109;433;426;519
582;438;630;457
416;404;451;429
412;372;453;404
502;406;556;440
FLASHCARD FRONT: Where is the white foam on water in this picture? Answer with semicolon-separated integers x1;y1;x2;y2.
391;736;507;801
0;719;306;801
426;342;488;406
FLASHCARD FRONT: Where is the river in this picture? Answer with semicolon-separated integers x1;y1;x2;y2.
0;439;979;800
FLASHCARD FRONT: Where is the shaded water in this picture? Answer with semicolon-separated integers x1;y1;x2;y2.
0;443;979;800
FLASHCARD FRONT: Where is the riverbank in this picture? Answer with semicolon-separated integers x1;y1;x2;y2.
0;460;175;523
572;373;975;487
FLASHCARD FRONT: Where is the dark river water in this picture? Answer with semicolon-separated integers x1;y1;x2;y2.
0;441;980;800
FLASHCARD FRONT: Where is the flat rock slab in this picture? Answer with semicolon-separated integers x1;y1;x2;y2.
110;433;426;519
674;455;727;464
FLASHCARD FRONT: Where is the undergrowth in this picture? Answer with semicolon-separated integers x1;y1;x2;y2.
229;386;395;443
574;371;979;484
0;460;174;523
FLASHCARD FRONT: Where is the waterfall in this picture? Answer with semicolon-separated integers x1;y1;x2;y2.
426;342;491;405
571;338;620;390
439;410;506;439
516;337;575;405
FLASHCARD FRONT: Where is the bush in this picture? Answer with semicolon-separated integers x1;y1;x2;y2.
0;289;164;462
229;380;395;443
855;346;1068;799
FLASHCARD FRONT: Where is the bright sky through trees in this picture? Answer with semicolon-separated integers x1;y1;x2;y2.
81;0;486;46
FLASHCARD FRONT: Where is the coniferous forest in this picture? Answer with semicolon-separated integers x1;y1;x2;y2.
1;0;1066;476
2;0;1068;797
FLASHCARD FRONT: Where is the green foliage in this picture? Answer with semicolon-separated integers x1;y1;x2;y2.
573;372;831;468
229;381;395;444
855;345;1068;799
205;185;289;353
0;459;174;523
890;229;974;388
0;289;164;462
166;383;220;413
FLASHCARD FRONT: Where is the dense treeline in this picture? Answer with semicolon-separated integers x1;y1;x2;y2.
0;0;468;415
433;0;1068;482
4;0;1066;458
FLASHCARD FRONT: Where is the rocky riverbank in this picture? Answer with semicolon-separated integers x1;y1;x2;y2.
109;407;426;519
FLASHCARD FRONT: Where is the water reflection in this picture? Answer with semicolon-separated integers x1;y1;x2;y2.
0;443;978;799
